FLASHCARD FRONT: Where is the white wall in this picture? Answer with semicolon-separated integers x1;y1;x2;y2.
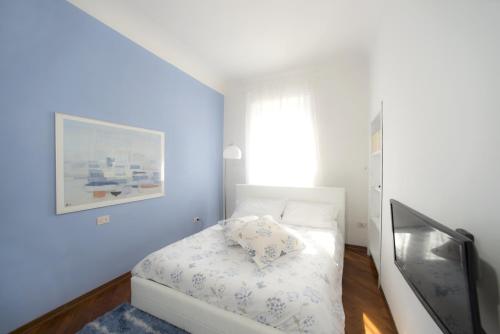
224;55;370;246
372;1;500;333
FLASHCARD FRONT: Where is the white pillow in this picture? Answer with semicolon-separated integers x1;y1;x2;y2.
282;200;339;229
218;215;259;246
231;215;304;268
231;198;286;221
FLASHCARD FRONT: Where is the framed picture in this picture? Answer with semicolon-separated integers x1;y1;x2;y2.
55;113;165;214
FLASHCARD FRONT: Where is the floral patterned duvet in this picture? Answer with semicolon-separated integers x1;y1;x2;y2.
132;224;345;334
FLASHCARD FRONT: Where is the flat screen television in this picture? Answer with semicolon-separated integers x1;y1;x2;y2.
390;200;483;334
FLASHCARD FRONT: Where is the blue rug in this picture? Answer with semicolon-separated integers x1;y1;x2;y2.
78;303;189;334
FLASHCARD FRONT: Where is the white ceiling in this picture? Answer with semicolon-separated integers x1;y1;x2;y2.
68;0;382;93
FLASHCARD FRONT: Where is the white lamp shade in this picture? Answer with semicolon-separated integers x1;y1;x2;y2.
223;144;242;160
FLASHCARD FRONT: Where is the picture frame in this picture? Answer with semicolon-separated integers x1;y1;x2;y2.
55;113;165;214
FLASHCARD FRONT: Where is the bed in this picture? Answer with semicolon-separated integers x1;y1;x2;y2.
132;184;346;334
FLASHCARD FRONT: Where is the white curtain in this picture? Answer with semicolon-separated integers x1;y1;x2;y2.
245;81;319;187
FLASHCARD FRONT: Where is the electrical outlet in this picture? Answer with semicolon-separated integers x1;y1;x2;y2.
97;215;110;225
192;217;201;224
357;222;367;229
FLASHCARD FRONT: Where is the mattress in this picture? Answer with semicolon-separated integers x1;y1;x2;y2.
132;224;345;333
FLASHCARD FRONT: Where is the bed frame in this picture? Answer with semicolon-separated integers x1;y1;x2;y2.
132;185;346;334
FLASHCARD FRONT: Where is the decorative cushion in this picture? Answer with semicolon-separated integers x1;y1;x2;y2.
231;198;286;221
231;215;304;268
281;201;339;229
219;215;259;246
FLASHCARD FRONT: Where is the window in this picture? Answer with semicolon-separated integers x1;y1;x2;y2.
246;84;318;187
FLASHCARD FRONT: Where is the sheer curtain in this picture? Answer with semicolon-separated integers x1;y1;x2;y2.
245;81;319;187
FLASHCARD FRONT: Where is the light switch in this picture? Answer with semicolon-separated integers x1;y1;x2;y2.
97;215;110;225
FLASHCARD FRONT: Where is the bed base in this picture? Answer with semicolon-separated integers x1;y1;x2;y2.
131;276;282;334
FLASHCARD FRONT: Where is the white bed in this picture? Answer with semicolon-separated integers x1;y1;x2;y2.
132;185;346;334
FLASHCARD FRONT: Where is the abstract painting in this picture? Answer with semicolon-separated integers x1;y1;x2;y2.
56;113;164;214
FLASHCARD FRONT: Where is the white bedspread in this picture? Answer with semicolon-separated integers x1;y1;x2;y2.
132;224;345;334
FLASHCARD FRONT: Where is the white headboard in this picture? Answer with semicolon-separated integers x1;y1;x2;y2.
235;184;346;240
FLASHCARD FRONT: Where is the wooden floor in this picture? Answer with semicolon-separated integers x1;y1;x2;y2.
343;246;398;334
12;273;131;334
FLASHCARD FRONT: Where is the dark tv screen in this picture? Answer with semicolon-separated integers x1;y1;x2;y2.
390;200;482;334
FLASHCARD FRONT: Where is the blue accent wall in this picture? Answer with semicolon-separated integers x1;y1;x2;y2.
0;1;223;332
